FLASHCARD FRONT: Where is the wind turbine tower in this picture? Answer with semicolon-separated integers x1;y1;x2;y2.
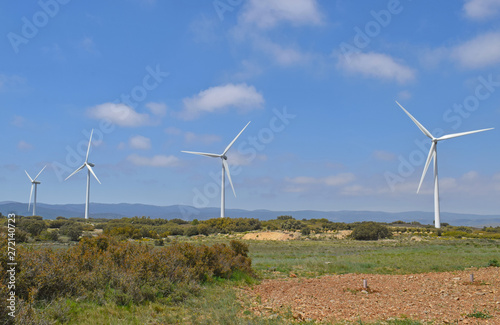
182;121;251;218
25;165;47;216
396;101;493;228
65;129;101;220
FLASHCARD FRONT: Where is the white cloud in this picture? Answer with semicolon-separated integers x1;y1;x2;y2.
165;127;182;135
129;135;151;150
146;102;167;117
190;15;218;43
287;173;355;186
397;90;412;101
464;0;500;20
0;74;25;91
229;151;267;166
127;154;179;167
184;132;221;145
179;83;264;120
42;43;65;61
461;171;480;181
77;37;100;55
372;150;396;161
87;103;152;127
240;0;323;29
232;60;263;80
11;115;25;127
451;32;500;69
254;37;312;66
337;52;416;84
17;140;33;151
418;47;449;69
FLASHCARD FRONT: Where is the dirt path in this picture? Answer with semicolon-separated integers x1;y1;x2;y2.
246;267;500;324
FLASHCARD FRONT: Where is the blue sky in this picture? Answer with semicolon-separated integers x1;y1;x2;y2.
2;0;500;217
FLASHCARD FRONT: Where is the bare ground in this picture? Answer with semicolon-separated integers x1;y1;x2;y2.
244;267;500;324
241;231;298;241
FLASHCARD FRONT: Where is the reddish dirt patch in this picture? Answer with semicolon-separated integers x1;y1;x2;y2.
246;267;500;324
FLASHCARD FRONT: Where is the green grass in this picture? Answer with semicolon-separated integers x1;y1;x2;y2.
466;309;493;319
246;237;500;278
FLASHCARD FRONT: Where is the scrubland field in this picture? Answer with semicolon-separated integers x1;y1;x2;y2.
1;215;500;324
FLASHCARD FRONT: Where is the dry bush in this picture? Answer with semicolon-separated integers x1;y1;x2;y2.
0;233;253;323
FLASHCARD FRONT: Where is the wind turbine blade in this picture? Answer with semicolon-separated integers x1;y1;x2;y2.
86;164;101;184
396;101;434;139
28;184;34;210
33;165;47;181
85;129;94;163
417;142;436;193
25;170;33;182
65;164;85;181
181;151;221;158
222;159;236;197
436;128;494;141
222;121;251;156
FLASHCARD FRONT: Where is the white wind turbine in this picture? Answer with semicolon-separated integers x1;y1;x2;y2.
182;121;251;218
25;165;47;216
65;129;101;220
396;101;493;228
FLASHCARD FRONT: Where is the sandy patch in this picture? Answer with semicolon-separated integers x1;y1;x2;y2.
241;231;297;241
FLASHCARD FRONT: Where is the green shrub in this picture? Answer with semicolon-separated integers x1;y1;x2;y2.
39;230;59;241
19;218;47;237
443;230;470;238
350;222;392;241
281;219;303;231
301;226;311;236
184;226;199;237
59;222;83;241
488;259;500;267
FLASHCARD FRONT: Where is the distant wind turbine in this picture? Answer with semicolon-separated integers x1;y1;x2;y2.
65;129;101;220
396;101;493;228
182;121;251;218
25;165;47;216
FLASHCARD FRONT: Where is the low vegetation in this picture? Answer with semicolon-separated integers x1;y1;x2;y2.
0;233;253;324
350;222;392;240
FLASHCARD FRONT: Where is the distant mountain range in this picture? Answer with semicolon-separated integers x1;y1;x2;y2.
1;201;499;227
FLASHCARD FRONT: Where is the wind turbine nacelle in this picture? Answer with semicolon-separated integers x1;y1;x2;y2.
88;163;95;167
222;155;228;160
33;181;41;185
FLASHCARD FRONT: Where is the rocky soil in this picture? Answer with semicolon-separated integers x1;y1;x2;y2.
246;267;500;324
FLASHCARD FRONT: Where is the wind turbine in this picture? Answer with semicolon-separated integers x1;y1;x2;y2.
25;165;47;216
65;129;101;220
182;121;251;218
396;101;493;228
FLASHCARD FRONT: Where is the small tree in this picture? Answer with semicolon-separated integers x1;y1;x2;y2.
60;222;83;241
350;222;392;241
281;219;303;231
19;218;47;237
277;215;294;220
